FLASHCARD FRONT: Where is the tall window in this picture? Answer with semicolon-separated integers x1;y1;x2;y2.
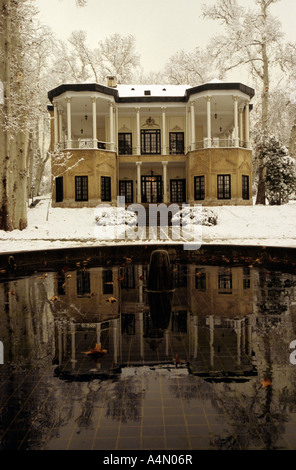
103;269;113;294
119;180;133;204
118;133;132;155
218;272;232;294
169;132;184;154
194;176;205;200
75;176;88;201
170;179;186;203
101;176;111;201
217;175;231;199
55;176;63;203
141;129;161;154
195;270;206;290
242;175;249;200
77;270;91;296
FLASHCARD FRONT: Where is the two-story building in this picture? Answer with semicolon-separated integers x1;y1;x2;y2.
48;76;255;207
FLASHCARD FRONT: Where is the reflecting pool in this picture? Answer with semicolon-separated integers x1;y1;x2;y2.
1;252;296;450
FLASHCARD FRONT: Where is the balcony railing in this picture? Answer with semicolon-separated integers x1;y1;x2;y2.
191;138;250;150
58;139;114;151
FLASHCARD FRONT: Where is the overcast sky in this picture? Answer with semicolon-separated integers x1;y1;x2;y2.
36;0;296;80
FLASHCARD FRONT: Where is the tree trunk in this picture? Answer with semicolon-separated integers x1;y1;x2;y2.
0;0;27;231
289;121;296;158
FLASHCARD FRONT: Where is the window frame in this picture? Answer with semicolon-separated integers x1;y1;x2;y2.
101;176;111;202
194;175;205;201
242;175;250;200
118;132;132;155
75;175;88;202
169;132;184;155
55;176;63;203
141;129;161;155
217;174;231;200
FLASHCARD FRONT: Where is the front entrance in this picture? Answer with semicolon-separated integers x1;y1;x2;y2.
170;179;186;203
141;175;162;203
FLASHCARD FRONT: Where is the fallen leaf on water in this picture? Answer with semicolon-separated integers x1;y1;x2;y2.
260;377;272;388
83;343;107;355
175;354;186;366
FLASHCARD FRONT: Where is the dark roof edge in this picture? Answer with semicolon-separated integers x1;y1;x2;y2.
186;82;255;99
48;83;118;102
48;81;255;103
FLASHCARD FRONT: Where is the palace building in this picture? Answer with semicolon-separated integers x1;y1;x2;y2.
47;76;255;207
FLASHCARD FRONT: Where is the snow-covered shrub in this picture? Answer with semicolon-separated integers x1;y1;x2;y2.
171;207;218;226
94;205;117;226
255;133;296;205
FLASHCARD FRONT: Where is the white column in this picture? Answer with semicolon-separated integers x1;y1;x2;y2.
136;161;142;203
109;101;114;151
190;101;195;150
53;103;59;150
245;101;250;149
233;96;239;147
206;96;212;148
239;107;243;146
209;315;214;368
58;109;63;145
161;107;166;155
162;161;168;203
70;322;76;370
66;97;72;149
92;97;97;148
136;107;140;155
185;106;189;153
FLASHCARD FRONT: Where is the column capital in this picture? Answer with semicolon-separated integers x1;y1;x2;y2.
232;95;239;101
65;97;72;103
135;107;141;112
161;107;167;112
190;100;196;106
162;161;168;165
205;95;212;102
136;161;142;166
91;96;97;103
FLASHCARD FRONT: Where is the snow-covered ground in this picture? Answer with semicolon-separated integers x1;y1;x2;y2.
0;197;295;254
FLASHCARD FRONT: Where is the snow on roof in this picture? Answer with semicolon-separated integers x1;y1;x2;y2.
116;84;190;98
207;78;224;84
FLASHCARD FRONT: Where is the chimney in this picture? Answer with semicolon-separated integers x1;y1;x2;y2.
107;76;117;88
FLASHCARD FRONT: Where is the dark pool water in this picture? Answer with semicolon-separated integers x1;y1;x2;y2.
1;256;296;451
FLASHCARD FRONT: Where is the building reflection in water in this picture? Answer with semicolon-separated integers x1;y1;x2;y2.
1;260;296;450
51;263;257;380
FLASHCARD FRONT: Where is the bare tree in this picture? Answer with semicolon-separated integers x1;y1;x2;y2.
164;47;224;86
97;33;141;83
202;0;288;204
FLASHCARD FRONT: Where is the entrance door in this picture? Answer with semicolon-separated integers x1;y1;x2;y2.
170;179;186;203
119;180;133;203
141;175;162;203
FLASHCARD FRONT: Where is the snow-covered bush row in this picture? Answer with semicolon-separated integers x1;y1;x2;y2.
94;205;218;226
